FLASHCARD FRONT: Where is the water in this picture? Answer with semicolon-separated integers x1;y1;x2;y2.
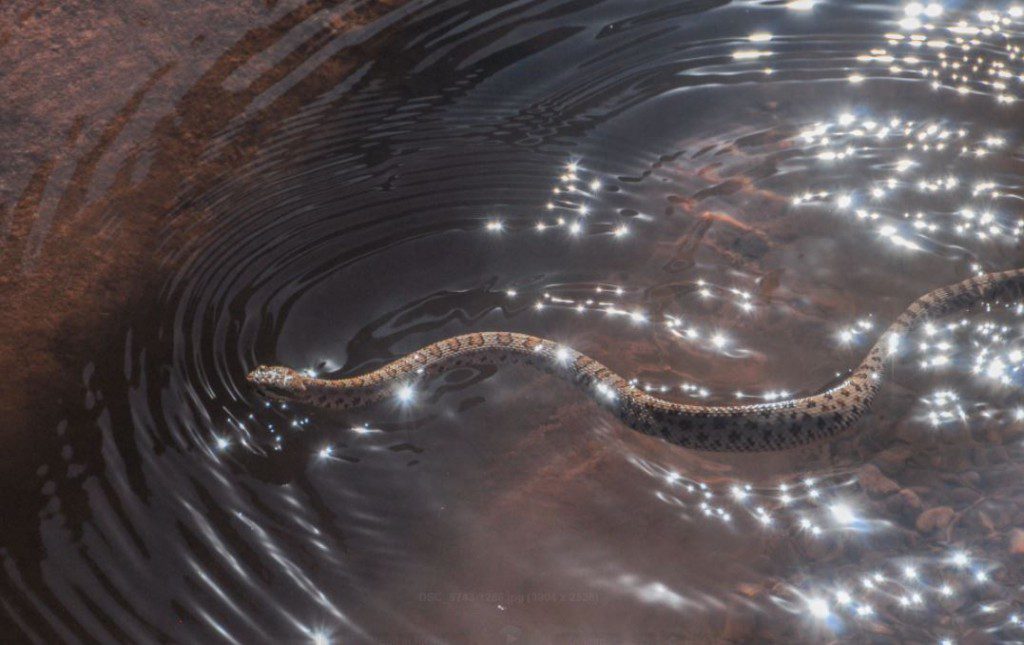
3;0;1024;641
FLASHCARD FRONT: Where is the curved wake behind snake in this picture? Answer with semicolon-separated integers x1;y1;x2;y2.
248;268;1024;451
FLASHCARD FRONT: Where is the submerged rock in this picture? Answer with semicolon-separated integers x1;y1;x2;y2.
857;464;900;496
885;488;923;518
1010;528;1024;556
915;506;955;534
873;444;914;474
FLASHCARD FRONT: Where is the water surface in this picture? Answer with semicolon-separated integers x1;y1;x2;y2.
3;0;1024;642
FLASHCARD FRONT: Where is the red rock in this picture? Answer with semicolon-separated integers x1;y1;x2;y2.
1010;528;1024;555
874;445;913;473
886;488;923;518
857;464;900;496
916;506;955;533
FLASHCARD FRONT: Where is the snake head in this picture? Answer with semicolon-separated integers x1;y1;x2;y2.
247;365;307;401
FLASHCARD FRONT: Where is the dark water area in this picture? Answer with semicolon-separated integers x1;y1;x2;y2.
3;0;1024;642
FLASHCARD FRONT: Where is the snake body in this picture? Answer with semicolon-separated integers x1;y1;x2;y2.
248;268;1024;451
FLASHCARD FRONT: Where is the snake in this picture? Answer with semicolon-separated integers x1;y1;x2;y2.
248;268;1024;451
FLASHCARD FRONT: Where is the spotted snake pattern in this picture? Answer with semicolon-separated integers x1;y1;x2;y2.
248;268;1024;451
